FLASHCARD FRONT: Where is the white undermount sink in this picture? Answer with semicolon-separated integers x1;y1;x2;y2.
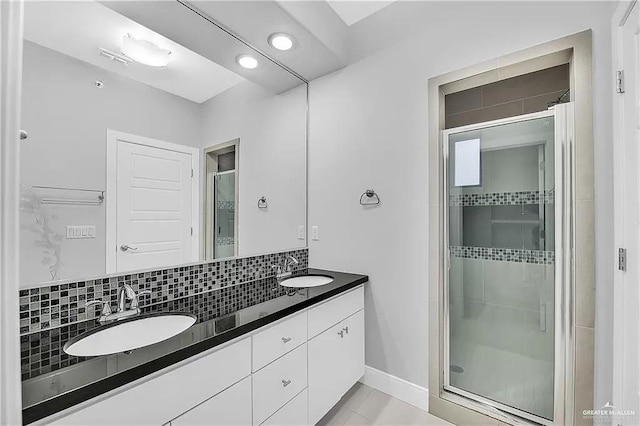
63;313;197;357
280;275;334;288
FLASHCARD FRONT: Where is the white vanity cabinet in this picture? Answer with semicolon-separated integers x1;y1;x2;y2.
307;291;365;425
46;285;365;426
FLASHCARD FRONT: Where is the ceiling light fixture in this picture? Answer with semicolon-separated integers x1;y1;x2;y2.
268;33;295;51
236;54;258;70
121;34;171;67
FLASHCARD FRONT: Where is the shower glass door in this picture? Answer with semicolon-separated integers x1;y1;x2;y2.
214;171;236;259
445;112;557;424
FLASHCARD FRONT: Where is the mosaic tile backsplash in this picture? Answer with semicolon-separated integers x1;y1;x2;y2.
450;245;554;264
20;275;296;381
19;249;308;335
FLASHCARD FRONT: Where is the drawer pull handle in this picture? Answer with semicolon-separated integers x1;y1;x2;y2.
338;330;345;338
282;337;292;343
282;379;292;387
343;326;349;334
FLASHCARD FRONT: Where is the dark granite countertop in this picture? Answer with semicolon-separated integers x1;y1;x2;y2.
21;269;368;424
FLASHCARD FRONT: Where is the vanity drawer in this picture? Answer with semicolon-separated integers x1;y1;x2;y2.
260;388;308;426
171;376;252;426
252;343;308;425
308;286;364;339
252;312;307;371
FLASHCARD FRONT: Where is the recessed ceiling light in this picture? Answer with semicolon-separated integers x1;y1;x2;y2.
268;33;295;51
121;34;171;67
236;54;258;69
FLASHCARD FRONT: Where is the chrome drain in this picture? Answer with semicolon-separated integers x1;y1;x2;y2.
450;365;464;374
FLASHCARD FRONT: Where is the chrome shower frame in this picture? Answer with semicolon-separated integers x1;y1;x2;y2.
440;105;575;425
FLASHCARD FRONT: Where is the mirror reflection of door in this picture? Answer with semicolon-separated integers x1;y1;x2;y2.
106;130;200;274
205;141;238;259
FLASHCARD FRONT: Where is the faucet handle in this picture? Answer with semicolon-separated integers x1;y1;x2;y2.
86;300;112;316
130;290;151;309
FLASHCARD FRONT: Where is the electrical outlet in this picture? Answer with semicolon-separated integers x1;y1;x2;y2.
66;225;96;239
297;225;305;240
311;226;319;241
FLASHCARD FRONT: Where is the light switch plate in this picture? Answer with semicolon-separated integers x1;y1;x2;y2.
311;226;319;241
66;225;96;239
297;225;305;240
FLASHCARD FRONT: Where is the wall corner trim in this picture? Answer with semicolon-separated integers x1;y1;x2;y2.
359;366;429;412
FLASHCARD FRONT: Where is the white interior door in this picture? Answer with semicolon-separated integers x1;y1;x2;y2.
107;131;198;274
613;1;640;421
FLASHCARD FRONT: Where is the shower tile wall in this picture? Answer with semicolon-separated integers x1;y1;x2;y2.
449;255;554;361
445;64;570;129
448;138;555;365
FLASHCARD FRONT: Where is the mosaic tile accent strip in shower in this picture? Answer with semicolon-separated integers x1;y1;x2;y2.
20;276;291;380
449;190;555;207
216;200;235;210
18;248;308;335
216;237;235;246
450;246;554;264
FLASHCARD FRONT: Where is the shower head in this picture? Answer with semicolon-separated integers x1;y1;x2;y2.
20;130;28;140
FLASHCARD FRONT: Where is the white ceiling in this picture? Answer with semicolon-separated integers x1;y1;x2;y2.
23;1;245;104
326;1;396;26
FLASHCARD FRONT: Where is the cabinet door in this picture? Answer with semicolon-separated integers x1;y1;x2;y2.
338;310;365;394
308;310;364;425
172;376;252;426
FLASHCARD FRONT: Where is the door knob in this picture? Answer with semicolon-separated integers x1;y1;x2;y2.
281;379;291;387
282;337;292;343
120;245;138;252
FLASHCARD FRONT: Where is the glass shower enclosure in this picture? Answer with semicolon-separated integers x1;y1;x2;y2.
205;143;238;259
443;105;574;425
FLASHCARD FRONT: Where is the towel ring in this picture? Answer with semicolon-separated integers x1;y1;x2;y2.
360;189;380;206
258;196;268;209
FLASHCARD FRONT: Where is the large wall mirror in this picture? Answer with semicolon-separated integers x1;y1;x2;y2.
19;1;307;287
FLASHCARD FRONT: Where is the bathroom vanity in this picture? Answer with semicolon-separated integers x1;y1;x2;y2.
22;270;367;425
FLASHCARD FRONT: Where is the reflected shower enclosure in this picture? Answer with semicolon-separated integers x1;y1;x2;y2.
443;109;569;424
205;142;238;259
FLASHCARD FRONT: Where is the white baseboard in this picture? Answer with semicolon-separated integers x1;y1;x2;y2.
359;365;429;412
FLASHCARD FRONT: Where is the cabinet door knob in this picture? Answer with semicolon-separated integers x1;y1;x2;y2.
282;337;292;343
338;330;344;338
282;379;291;387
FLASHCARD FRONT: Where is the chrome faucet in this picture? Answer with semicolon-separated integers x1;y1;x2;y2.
86;283;151;324
271;255;298;282
117;283;139;312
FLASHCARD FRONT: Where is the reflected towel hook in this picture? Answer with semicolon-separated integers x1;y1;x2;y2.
258;196;268;209
360;189;380;206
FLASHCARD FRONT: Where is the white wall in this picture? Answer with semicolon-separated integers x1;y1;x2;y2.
200;81;307;257
20;41;201;286
308;1;614;404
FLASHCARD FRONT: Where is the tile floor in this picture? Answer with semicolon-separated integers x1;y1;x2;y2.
317;383;454;426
